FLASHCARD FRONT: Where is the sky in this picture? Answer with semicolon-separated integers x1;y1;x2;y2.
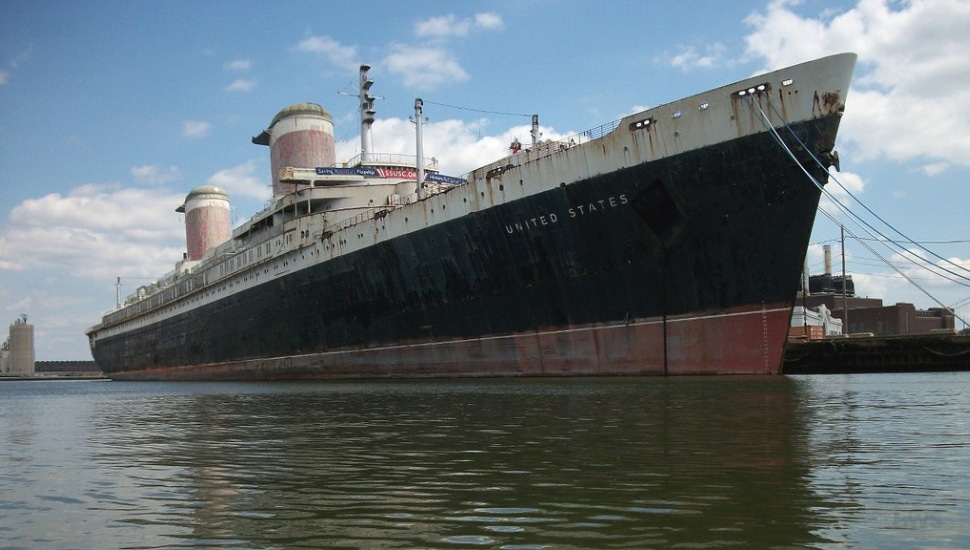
1;0;969;361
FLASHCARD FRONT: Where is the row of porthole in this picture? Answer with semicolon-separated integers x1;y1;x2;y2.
348;179;530;241
109;185;521;334
108;256;297;335
329;177;526;246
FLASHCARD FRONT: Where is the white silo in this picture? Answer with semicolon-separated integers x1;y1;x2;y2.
251;103;335;196
8;314;34;374
176;186;232;261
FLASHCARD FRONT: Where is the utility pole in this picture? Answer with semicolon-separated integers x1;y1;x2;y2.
841;226;848;335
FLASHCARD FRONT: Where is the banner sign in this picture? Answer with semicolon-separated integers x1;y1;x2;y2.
315;166;465;185
314;166;379;177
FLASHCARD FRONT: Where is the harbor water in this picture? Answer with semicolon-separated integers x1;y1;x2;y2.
1;373;969;549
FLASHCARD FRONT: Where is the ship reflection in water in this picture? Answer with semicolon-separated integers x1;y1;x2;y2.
2;374;969;548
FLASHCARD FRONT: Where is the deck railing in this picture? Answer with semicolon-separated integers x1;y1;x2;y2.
471;118;621;179
343;152;439;170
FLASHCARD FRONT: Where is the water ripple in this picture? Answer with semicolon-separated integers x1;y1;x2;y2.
1;375;969;548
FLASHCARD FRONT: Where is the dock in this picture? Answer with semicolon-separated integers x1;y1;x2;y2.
783;334;970;374
0;360;106;381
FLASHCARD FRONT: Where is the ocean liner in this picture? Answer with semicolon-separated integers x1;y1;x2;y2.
87;53;857;380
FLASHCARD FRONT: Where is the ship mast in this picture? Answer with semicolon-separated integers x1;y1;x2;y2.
359;64;376;163
414;98;426;201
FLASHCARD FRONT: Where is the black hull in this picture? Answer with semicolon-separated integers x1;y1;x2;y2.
92;116;838;379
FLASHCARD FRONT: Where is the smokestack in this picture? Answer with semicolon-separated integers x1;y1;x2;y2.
823;244;832;276
251;103;335;197
176;186;231;261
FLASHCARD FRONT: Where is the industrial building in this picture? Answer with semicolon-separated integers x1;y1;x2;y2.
1;314;35;374
791;245;955;340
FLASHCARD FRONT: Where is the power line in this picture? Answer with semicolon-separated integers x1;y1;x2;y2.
854;237;970;245
421;99;532;118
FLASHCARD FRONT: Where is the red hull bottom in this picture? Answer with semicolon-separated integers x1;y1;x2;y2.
107;302;793;380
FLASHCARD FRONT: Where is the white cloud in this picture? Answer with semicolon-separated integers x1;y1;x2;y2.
384;45;469;90
831;169;865;197
293;35;359;71
744;0;970;167
1;293;32;313
0;259;24;271
10;184;181;238
669;43;727;70
919;162;949;177
182;120;212;139
818;170;866;219
223;59;257;90
9;46;31;69
131;164;180;185
0;164;267;281
205;160;271;202
224;59;251;71
225;78;258;92
474;12;503;30
882;247;967;299
1;185;186;281
415;14;464;38
415;12;504;38
0;45;31;86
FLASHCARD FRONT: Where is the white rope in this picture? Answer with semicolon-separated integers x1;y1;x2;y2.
744;95;969;327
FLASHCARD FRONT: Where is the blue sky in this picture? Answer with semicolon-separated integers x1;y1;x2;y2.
2;0;969;360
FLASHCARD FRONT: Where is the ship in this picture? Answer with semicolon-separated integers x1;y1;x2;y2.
86;53;857;380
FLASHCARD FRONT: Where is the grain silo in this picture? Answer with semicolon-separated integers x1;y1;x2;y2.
8;314;34;374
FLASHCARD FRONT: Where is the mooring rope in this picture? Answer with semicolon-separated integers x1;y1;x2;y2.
743;95;969;328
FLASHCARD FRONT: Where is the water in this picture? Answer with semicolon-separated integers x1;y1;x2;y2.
1;373;968;549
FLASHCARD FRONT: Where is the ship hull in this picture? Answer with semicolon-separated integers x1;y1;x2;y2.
89;54;856;380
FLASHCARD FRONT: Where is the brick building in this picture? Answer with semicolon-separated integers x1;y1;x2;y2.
791;243;955;338
795;275;955;337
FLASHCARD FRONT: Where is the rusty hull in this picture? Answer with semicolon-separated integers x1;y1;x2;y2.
106;302;793;381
